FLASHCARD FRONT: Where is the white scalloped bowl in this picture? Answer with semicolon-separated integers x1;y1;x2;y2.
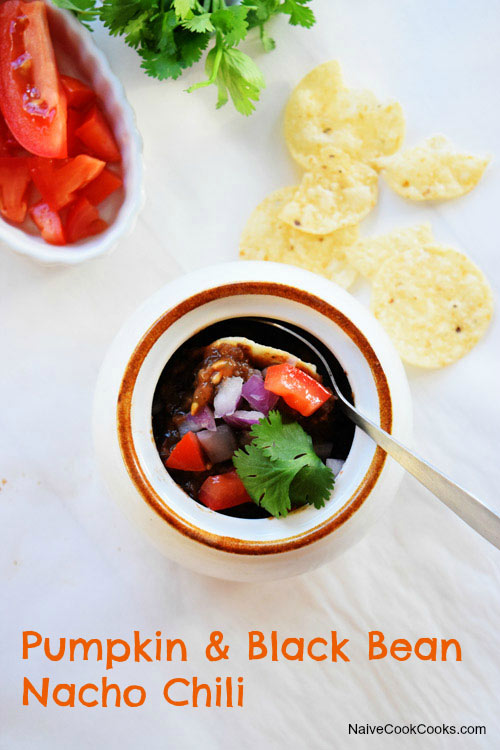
0;2;143;265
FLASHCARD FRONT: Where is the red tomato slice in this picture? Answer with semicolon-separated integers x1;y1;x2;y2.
60;75;94;110
29;200;65;244
0;1;67;158
165;431;207;472
0;112;23;155
75;106;120;162
80;167;122;205
199;471;252;511
264;364;331;417
29;154;105;209
0;156;30;222
66;196;107;243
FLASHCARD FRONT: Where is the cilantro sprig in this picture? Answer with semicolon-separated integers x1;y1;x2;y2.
53;0;316;114
233;411;334;517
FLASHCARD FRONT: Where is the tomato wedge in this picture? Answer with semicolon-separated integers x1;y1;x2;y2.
165;431;207;472
66;197;107;243
264;364;331;417
0;156;30;222
0;1;67;158
199;471;252;510
80;167;122;205
29;200;65;244
60;75;94;109
29;154;105;210
0;112;22;155
75;106;120;162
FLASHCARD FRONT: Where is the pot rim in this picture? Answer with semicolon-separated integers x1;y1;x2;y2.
116;280;393;555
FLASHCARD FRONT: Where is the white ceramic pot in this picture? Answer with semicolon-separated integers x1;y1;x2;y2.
0;2;143;265
93;262;412;581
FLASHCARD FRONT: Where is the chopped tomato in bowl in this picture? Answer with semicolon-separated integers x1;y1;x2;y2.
0;0;142;262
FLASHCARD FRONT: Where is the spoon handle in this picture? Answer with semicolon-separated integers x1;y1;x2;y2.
340;400;500;550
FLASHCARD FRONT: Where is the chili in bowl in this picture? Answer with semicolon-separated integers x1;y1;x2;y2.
152;319;355;520
93;261;412;581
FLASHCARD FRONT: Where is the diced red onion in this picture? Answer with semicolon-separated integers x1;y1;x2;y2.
178;405;216;436
224;410;265;430
197;424;237;464
242;372;278;414
214;376;243;418
314;442;333;459
326;458;345;476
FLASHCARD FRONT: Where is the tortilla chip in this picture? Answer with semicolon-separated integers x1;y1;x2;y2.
284;60;405;168
348;224;434;280
371;245;493;367
239;187;358;288
378;135;490;200
211;337;318;377
278;149;378;234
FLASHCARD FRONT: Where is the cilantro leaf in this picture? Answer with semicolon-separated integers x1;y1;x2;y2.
52;0;315;114
123;11;152;48
99;0;144;36
157;11;179;55
182;13;215;34
280;0;315;28
249;410;315;464
51;0;97;12
52;0;98;28
242;0;279;25
220;47;265;115
205;45;229;109
175;29;211;68
140;49;184;80
233;444;297;517
211;7;249;47
290;463;334;509
233;411;335;517
173;0;195;21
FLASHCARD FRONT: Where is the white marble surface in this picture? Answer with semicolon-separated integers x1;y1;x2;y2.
1;0;499;747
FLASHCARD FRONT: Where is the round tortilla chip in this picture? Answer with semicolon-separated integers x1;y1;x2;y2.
278;149;378;234
284;60;405;168
348;224;434;280
371;245;493;367
210;337;318;377
377;135;490;200
239;187;358;288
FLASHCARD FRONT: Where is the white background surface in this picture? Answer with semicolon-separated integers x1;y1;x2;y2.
1;0;500;747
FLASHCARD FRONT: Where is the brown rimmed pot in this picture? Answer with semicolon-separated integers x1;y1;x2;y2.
93;262;412;581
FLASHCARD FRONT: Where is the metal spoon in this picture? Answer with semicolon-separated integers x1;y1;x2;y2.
249;318;500;550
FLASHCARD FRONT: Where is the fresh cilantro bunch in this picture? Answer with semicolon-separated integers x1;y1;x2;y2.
233;411;334;517
54;0;316;114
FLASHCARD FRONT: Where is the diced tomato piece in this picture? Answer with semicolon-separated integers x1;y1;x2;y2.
264;364;331;417
66;108;86;157
29;154;105;210
29;200;65;244
66;196;107;243
165;431;207;472
60;75;95;109
0;1;67;158
199;471;252;511
80;168;122;205
75;106;120;162
0;156;30;222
